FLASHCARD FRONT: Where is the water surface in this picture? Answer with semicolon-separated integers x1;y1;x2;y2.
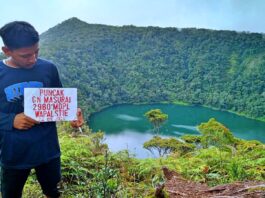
89;104;265;158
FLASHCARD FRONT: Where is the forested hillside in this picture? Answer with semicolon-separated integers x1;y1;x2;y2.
39;17;265;121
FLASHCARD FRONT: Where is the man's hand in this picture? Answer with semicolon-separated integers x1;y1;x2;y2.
13;113;40;130
70;108;84;128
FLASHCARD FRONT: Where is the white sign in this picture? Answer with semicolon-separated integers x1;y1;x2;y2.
24;88;77;122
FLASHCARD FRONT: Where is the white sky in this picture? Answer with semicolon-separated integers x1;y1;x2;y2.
1;0;265;45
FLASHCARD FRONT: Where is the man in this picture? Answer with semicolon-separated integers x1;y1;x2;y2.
0;21;84;198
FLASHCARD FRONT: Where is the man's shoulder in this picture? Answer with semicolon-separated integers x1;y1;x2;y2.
0;60;5;72
36;58;59;72
37;58;56;67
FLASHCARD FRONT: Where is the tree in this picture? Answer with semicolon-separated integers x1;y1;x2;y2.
143;136;195;157
198;118;235;149
144;109;168;135
198;118;236;168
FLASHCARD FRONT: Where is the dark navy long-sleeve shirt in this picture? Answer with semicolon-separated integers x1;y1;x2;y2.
0;58;62;169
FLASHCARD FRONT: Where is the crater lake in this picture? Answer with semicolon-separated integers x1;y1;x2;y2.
89;104;265;158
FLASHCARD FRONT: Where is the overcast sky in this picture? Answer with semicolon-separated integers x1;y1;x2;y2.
1;0;265;38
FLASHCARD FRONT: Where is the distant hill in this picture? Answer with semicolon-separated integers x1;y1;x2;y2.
0;53;4;60
39;17;265;121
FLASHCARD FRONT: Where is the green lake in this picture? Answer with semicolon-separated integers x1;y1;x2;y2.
89;104;265;158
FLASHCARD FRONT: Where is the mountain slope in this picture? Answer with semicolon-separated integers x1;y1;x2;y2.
39;17;265;121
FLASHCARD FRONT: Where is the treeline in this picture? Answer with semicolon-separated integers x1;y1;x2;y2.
37;17;265;121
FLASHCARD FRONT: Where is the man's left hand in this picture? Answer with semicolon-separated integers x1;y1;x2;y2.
70;108;84;128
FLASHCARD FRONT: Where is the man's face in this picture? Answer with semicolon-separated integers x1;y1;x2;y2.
2;43;39;69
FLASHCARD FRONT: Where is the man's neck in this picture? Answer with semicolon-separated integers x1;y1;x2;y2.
3;58;19;68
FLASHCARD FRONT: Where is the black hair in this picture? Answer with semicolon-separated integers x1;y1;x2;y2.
0;21;39;50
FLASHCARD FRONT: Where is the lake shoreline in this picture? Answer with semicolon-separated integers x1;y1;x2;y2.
88;101;265;123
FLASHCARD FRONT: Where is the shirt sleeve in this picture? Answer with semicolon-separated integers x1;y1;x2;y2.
0;112;16;131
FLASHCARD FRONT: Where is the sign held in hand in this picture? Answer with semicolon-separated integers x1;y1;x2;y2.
24;88;77;122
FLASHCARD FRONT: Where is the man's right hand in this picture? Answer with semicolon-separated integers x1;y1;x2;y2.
13;113;40;130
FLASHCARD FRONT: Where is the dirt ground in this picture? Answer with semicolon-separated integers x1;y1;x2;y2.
157;167;265;198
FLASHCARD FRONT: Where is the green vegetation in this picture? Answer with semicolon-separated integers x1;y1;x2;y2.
199;118;235;149
39;18;265;122
23;118;265;197
143;136;195;157
144;109;168;135
2;17;264;196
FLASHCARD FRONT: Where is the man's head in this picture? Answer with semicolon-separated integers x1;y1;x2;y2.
0;21;40;68
0;21;39;50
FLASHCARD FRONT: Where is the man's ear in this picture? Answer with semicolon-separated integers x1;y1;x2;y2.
2;46;11;56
